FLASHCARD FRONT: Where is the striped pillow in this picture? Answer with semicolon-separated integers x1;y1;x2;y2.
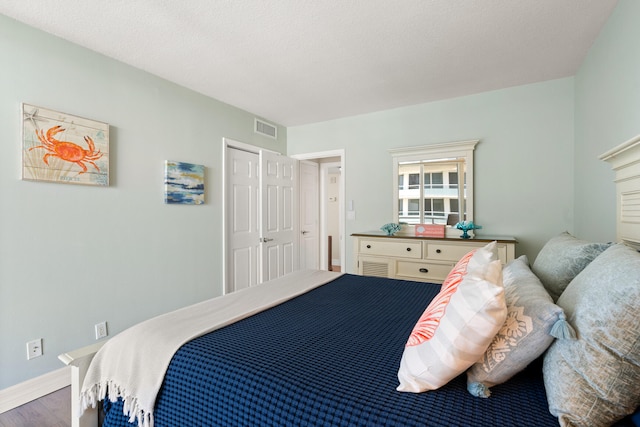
397;241;506;392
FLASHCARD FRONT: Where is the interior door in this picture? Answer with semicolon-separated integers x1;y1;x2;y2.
260;151;298;283
225;147;260;293
299;161;319;269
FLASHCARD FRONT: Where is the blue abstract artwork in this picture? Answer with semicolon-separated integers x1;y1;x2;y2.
164;160;205;205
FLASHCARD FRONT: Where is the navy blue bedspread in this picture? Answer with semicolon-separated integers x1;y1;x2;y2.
103;274;560;427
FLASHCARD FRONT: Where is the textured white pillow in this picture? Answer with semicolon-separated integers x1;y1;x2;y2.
397;241;506;392
531;232;611;301
544;243;640;427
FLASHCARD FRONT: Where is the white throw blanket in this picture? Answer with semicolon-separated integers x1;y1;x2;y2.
80;269;343;427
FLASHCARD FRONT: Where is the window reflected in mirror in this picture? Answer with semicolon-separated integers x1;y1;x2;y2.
397;159;466;225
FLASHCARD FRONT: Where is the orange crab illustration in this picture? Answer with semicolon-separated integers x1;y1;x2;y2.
29;125;103;174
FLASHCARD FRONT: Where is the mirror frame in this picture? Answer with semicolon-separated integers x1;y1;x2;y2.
390;139;479;237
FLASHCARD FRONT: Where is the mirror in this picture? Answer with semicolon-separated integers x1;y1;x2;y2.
390;140;478;237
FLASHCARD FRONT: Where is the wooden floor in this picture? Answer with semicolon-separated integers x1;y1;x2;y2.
0;387;70;427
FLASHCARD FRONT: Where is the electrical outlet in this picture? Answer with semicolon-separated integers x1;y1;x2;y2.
95;321;108;340
26;339;43;360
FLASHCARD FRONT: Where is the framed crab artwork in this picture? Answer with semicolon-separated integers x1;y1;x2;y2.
21;103;109;186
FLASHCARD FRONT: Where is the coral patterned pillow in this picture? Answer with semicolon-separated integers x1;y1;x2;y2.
397;241;506;392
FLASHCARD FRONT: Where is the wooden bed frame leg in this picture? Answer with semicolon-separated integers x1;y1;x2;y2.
59;342;106;427
70;362;98;427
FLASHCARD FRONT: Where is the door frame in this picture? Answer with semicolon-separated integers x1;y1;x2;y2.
291;149;346;272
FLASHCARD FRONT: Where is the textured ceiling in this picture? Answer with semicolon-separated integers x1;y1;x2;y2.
0;0;618;126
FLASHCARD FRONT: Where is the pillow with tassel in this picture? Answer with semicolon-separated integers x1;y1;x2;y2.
467;255;575;398
544;243;640;427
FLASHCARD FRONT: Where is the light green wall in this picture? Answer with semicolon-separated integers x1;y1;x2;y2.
0;15;285;389
574;0;640;241
288;78;576;270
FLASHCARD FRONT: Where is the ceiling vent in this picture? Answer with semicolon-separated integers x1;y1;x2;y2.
255;118;277;139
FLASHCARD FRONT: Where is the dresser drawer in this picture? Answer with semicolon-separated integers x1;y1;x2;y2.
395;260;454;283
426;243;480;262
358;239;422;259
427;241;510;264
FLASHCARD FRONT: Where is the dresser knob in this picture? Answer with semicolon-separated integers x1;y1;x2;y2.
419;268;429;273
366;245;371;249
436;249;442;253
406;247;411;251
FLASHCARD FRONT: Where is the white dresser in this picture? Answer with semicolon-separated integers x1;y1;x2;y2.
352;232;517;283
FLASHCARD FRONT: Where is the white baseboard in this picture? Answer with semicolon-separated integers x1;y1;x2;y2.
0;367;71;413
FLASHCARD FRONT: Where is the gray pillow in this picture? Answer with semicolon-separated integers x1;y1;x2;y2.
543;243;640;427
467;255;573;397
531;232;611;301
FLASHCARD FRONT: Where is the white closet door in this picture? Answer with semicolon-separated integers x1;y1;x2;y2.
226;148;260;292
259;151;297;283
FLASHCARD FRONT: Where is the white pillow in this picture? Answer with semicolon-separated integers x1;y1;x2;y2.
397;241;507;392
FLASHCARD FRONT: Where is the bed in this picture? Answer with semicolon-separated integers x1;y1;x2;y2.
60;135;640;427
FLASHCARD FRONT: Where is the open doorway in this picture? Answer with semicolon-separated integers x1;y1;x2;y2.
292;150;345;273
322;161;342;271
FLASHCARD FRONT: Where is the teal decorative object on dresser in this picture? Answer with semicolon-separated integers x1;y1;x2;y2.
380;223;402;236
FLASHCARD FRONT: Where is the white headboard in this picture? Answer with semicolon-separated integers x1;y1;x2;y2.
600;134;640;250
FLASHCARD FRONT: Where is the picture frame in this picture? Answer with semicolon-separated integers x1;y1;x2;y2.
414;224;445;238
22;103;109;186
164;161;205;205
